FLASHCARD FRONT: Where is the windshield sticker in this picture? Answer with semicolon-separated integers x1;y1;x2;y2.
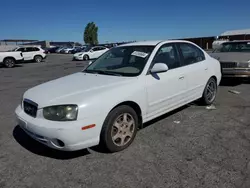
131;51;149;58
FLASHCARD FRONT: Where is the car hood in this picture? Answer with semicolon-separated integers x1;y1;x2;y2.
23;72;136;108
209;52;250;63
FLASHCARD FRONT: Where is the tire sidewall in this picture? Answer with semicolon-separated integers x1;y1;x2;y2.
101;105;139;152
203;78;217;105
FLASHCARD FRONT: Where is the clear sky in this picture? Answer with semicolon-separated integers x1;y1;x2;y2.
0;0;249;43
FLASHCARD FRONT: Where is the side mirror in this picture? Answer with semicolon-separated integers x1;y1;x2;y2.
150;63;169;74
90;50;93;53
88;61;93;65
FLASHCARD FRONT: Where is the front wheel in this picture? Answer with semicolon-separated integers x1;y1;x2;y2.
4;58;15;68
200;77;217;105
100;105;139;153
83;55;89;61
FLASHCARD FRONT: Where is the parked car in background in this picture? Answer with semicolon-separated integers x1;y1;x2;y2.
42;48;49;54
71;46;86;54
73;46;109;60
12;46;46;63
210;40;250;78
16;40;221;153
0;51;23;68
56;47;67;53
60;47;75;54
47;46;61;53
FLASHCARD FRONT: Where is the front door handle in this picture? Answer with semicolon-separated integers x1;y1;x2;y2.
205;68;208;71
179;76;185;80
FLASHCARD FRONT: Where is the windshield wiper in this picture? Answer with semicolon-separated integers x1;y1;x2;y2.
83;69;122;76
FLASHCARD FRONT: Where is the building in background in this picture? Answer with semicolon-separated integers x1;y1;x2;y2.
172;36;216;50
219;29;250;40
212;29;250;49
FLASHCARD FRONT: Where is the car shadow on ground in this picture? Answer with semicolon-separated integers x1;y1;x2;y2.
13;125;90;160
12;103;198;156
0;64;23;69
142;105;190;129
91;104;191;154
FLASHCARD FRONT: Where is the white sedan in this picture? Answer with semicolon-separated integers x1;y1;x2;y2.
15;40;221;152
73;46;109;60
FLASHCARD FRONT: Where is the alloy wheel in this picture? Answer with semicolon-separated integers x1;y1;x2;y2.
206;80;216;103
4;59;15;68
111;113;135;147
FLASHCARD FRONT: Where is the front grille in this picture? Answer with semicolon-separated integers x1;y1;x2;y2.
220;62;237;68
23;99;38;118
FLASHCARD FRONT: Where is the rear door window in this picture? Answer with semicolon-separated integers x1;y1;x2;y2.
178;43;205;66
26;47;34;52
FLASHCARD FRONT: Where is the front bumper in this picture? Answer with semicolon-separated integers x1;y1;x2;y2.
15;105;100;151
222;68;250;78
73;56;83;61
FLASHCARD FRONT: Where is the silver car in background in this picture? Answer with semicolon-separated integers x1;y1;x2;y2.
210;40;250;78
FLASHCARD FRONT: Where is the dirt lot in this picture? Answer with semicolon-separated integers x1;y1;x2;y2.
0;54;250;188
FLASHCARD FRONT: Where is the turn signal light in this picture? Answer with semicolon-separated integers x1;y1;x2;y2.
81;124;96;130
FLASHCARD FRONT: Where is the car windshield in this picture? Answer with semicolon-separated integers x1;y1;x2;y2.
83;45;155;77
213;42;250;52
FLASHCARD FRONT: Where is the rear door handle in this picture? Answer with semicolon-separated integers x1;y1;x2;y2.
205;68;208;70
179;76;185;80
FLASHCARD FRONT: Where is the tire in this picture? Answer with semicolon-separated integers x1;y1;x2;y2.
100;105;139;153
34;55;43;63
3;57;15;68
200;77;217;105
83;55;89;61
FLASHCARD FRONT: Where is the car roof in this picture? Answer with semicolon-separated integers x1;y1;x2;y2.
119;40;195;47
17;46;41;48
120;40;163;46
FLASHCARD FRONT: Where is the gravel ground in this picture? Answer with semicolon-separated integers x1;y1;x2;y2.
0;54;250;188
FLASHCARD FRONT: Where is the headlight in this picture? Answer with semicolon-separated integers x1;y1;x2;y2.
238;62;250;68
78;53;83;56
43;105;78;121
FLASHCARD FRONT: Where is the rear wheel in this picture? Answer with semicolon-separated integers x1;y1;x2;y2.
100;105;138;152
34;55;43;63
200;77;217;105
4;58;15;68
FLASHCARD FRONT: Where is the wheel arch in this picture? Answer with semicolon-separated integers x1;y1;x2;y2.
109;101;143;128
34;54;43;59
3;56;16;62
83;54;90;59
210;75;218;85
